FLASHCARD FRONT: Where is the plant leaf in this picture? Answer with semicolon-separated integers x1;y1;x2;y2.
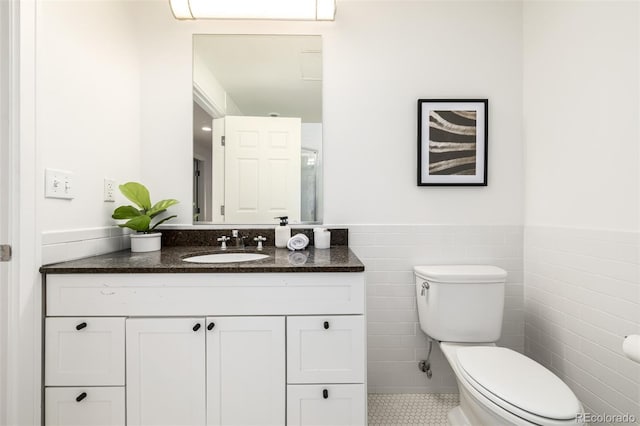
119;182;151;210
119;215;151;232
148;199;179;218
150;215;177;231
148;209;166;219
112;205;142;220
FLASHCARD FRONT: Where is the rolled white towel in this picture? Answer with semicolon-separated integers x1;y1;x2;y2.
287;233;309;251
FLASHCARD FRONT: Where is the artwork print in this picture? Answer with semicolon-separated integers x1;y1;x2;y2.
428;109;477;176
417;99;488;186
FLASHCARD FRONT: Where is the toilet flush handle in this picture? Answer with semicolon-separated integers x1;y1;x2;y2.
421;281;430;296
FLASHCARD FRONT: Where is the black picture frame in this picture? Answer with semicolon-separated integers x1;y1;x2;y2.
417;99;488;186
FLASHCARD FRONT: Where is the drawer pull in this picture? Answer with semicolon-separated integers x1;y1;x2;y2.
323;321;329;330
75;322;87;331
322;389;328;399
193;323;201;332
75;392;87;402
207;322;215;331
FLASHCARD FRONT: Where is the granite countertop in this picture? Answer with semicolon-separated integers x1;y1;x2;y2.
39;245;365;274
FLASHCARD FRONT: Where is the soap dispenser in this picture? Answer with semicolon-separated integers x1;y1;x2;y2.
274;216;291;248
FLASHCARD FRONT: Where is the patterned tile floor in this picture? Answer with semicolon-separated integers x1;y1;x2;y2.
368;393;459;426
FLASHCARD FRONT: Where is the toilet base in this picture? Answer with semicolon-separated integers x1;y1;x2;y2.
450;374;524;426
447;406;470;426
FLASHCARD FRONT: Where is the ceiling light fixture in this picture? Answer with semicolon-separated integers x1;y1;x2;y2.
169;0;336;21
202;126;212;132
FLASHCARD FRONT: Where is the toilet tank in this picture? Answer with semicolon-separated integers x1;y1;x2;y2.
414;265;507;343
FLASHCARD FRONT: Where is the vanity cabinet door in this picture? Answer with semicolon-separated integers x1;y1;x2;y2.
45;317;125;386
286;384;366;426
287;316;365;384
206;316;285;426
45;387;125;426
126;318;206;426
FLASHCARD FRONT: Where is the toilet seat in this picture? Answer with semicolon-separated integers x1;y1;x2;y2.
455;346;581;424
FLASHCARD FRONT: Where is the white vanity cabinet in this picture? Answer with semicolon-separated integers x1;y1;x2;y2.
43;272;366;426
44;387;125;426
287;384;366;426
126;317;206;426
207;316;285;426
44;317;126;426
287;316;366;425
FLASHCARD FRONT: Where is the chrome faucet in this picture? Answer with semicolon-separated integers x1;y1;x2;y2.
217;236;230;250
231;230;245;249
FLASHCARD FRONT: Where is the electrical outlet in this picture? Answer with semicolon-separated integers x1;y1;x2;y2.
104;178;116;202
45;168;74;200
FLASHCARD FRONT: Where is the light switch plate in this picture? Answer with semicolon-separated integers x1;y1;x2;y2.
45;168;74;200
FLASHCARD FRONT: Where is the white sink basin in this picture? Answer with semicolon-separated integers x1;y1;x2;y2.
182;253;269;264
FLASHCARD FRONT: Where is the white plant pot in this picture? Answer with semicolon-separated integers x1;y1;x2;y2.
130;232;162;253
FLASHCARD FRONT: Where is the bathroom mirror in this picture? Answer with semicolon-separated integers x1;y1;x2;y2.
193;34;323;225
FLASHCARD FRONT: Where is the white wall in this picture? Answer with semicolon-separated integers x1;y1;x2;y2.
524;1;639;232
525;227;639;422
324;1;523;225
134;0;524;227
523;1;640;422
193;51;241;116
351;224;523;393
38;0;143;261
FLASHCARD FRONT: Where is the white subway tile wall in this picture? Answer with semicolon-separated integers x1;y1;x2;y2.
42;226;131;265
525;227;640;424
348;225;524;393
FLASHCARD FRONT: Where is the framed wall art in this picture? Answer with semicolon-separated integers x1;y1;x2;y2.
417;99;488;186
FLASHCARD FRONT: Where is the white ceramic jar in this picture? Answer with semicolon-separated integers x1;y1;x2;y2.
313;228;331;249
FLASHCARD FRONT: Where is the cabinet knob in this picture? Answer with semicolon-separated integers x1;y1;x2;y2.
193;323;201;332
322;389;328;399
207;322;215;331
323;321;329;330
75;322;87;331
75;392;87;402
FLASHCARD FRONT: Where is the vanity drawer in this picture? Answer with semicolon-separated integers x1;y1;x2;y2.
45;317;125;386
46;273;365;316
45;386;125;426
287;315;365;384
286;384;366;426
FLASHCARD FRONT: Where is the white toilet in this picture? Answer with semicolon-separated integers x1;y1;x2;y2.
414;265;584;426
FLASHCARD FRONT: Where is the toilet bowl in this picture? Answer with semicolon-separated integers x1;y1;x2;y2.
414;265;584;426
441;343;583;425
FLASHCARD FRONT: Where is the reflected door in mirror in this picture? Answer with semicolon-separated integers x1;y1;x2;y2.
221;116;301;223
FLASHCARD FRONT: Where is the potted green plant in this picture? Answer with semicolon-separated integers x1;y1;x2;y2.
112;182;179;252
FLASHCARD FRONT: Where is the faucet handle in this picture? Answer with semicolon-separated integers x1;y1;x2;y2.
217;236;230;250
253;236;267;251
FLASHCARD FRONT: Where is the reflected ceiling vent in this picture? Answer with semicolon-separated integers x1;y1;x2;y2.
170;0;336;21
300;50;322;81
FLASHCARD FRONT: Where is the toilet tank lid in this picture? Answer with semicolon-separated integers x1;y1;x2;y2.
414;265;507;283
